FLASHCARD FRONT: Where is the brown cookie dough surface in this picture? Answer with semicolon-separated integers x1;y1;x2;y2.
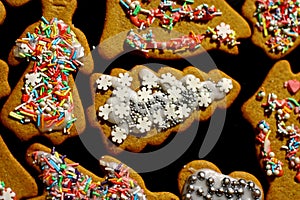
242;60;300;200
100;0;251;60
0;60;11;99
0;135;38;199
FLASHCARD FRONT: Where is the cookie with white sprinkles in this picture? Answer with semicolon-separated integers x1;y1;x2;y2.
178;160;264;200
88;65;241;153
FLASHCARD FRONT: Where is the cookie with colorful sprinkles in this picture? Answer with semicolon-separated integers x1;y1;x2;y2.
242;0;300;59
25;143;179;200
242;60;300;200
178;160;264;200
87;65;240;153
0;0;94;145
99;0;251;60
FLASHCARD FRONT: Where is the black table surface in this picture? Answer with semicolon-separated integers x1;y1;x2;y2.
2;0;299;198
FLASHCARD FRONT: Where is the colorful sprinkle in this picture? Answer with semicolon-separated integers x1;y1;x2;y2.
121;1;240;54
255;81;300;181
11;16;85;134
254;0;300;54
120;0;222;30
31;149;147;199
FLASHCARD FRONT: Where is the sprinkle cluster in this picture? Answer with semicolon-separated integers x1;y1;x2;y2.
182;169;262;200
31;149;146;199
10;16;85;134
121;0;239;53
255;83;300;182
126;22;239;53
120;0;222;30
96;68;233;144
0;181;16;200
254;0;300;54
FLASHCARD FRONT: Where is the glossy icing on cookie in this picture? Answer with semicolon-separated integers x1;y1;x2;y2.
182;169;262;200
96;68;233;144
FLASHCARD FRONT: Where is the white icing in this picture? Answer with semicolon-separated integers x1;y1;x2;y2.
182;169;262;200
96;69;233;144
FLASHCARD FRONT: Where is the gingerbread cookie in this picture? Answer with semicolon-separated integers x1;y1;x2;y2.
241;60;300;199
3;0;31;7
0;135;38;199
242;0;300;59
0;0;94;145
87;65;240;153
178;160;264;200
0;1;11;99
25;143;179;200
99;0;251;60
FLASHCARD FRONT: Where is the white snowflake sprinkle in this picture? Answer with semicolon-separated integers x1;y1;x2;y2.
138;87;153;102
152;112;165;126
111;127;127;144
216;22;233;39
185;75;203;92
112;87;130;102
198;91;212;107
136;116;152;133
141;73;159;89
165;103;178;120
0;187;16;200
96;75;112;91
98;104;112;120
161;73;177;84
25;72;42;86
217;78;233;93
176;103;192;119
167;86;183;101
113;103;130;119
118;73;133;87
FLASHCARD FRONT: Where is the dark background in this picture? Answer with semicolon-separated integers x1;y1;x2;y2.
1;0;300;198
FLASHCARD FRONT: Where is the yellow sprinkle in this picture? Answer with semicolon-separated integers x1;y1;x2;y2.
69;91;73;103
9;111;24;120
64;67;75;72
262;17;268;37
19;110;35;118
63;88;71;96
207;27;216;35
59;99;66;107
